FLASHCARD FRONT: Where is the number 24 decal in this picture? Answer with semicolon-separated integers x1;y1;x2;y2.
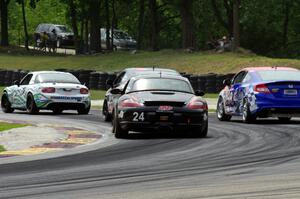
133;112;144;121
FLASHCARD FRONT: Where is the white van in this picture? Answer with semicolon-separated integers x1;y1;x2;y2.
100;28;137;50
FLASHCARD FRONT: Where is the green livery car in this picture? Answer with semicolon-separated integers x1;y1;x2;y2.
1;71;91;114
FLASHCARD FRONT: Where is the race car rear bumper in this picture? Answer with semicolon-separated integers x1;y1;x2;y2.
46;102;87;110
118;108;208;132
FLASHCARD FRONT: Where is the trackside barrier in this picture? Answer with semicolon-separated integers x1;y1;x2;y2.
0;69;235;93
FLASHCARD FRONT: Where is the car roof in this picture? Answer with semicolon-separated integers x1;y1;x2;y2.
130;73;189;82
124;67;179;74
243;66;298;72
29;71;72;75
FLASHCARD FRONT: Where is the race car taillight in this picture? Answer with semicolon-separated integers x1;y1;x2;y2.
41;87;55;93
186;97;208;110
254;84;271;94
119;98;144;108
80;88;89;94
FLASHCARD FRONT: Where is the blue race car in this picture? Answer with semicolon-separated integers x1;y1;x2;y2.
216;67;300;123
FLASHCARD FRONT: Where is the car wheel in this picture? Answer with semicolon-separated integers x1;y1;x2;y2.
112;111;128;139
102;100;111;122
242;99;256;123
1;93;14;113
53;108;63;114
199;119;208;138
77;105;90;115
278;117;291;122
216;97;232;121
26;93;39;114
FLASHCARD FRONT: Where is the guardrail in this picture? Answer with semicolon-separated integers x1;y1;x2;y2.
0;69;235;93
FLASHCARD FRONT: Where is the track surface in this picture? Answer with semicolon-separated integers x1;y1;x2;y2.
1;110;300;199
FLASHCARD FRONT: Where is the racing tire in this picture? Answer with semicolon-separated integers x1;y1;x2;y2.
216;97;232;121
112;111;128;139
26;93;39;115
53;108;63;114
198;119;208;138
242;99;256;123
77;105;90;115
278;117;291;122
102;100;111;122
1;93;14;113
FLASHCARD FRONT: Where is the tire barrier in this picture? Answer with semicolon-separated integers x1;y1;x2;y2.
98;72;109;90
0;69;236;93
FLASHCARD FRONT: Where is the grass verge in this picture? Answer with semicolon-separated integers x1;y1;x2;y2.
1;49;300;74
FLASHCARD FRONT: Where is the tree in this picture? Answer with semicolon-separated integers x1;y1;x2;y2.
89;0;101;53
232;0;240;49
0;0;9;46
149;0;159;51
137;0;145;49
178;0;197;49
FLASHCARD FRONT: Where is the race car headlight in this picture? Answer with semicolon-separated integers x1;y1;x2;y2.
80;88;89;94
186;97;208;110
119;98;144;108
41;87;56;93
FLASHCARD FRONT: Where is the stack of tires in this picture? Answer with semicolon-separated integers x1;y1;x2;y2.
189;75;198;91
216;74;228;92
4;70;13;86
197;75;207;92
78;70;93;88
0;70;7;86
89;72;100;89
205;73;217;93
98;72;109;90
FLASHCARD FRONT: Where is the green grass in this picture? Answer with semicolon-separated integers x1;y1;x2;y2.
1;49;300;74
0;145;5;152
0;122;28;132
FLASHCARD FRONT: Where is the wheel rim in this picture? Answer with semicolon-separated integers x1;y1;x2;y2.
217;100;224;118
242;102;247;121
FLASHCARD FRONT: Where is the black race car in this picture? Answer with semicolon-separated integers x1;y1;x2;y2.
111;74;208;138
103;67;181;122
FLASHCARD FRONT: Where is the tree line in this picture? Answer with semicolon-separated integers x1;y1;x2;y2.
0;0;300;57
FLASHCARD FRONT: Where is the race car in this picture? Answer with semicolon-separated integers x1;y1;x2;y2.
103;67;181;122
111;74;208;138
217;67;300;123
1;71;91;114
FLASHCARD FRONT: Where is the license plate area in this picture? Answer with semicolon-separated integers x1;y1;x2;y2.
284;89;298;96
160;115;169;121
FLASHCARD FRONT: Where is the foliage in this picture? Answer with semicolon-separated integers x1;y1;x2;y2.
2;0;300;56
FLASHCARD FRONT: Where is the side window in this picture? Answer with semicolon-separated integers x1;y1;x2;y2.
242;73;252;83
232;71;247;84
20;74;33;86
113;72;125;86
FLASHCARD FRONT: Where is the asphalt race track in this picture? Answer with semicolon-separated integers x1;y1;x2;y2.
1;110;300;199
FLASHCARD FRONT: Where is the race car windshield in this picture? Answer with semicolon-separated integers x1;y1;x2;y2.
258;70;300;81
36;73;80;84
130;78;193;93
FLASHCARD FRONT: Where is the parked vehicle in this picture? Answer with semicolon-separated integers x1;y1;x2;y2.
217;67;300;123
34;24;74;48
1;71;90;114
100;28;137;50
102;68;181;122
111;74;208;138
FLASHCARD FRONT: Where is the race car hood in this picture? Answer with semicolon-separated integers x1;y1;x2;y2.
129;91;195;104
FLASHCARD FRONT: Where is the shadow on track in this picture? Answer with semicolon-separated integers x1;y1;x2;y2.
227;118;300;125
124;131;213;140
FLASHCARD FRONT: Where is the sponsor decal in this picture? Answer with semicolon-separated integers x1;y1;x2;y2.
158;106;173;111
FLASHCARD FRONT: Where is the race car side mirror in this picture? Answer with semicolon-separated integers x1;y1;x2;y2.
223;78;231;86
110;88;123;95
14;80;20;87
195;90;205;96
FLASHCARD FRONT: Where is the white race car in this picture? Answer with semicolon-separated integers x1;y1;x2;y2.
1;71;91;114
